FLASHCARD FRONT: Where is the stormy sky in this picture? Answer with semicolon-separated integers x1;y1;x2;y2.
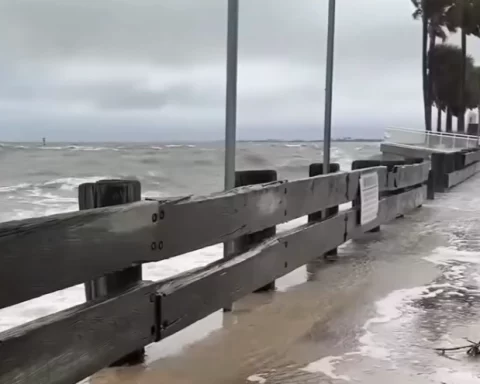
0;0;477;142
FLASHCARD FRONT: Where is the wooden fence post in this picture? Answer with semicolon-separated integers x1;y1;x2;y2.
426;170;435;200
78;179;144;366
308;163;340;258
431;153;446;193
234;170;277;292
454;150;466;171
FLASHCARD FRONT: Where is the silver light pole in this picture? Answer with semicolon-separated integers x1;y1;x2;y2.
323;0;336;174
477;104;480;145
224;0;239;192
223;0;239;312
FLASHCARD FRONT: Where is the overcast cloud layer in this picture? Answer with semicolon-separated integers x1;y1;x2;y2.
0;0;478;141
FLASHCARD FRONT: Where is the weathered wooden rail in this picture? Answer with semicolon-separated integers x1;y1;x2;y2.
0;160;432;384
433;149;480;191
380;144;480;193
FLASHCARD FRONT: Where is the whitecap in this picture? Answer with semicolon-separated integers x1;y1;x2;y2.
0;183;32;193
165;144;196;148
42;176;111;191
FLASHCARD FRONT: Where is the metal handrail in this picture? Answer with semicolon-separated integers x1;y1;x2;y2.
388;126;479;140
384;127;479;151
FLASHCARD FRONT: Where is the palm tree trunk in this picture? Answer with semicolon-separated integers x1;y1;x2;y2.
437;107;442;132
458;18;467;133
446;108;453;132
422;4;430;131
426;27;436;132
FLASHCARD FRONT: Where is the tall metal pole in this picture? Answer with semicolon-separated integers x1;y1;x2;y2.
224;0;239;191
477;105;480;146
323;0;336;174
223;0;239;312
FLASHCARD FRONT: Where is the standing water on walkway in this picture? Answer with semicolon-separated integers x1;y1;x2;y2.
296;181;480;384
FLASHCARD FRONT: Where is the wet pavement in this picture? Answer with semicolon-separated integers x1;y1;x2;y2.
87;175;480;384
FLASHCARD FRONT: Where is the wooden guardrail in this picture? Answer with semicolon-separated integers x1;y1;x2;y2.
0;161;430;384
431;149;480;192
379;144;480;194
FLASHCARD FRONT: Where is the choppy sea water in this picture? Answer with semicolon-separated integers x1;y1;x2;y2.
0;141;379;222
0;141;379;331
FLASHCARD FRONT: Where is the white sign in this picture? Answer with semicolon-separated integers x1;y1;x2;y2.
360;172;379;225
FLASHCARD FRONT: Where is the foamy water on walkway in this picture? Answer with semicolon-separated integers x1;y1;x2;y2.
296;180;480;384
302;246;480;384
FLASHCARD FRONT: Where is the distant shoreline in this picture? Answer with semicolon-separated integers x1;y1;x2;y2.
237;139;382;143
0;138;382;144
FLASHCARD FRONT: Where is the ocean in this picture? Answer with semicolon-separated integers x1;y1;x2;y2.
0;141;380;331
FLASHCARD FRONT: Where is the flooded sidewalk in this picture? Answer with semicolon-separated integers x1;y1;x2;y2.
87;176;480;384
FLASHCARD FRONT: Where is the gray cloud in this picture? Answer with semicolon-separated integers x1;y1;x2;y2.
93;86;170;110
0;0;473;141
0;0;419;66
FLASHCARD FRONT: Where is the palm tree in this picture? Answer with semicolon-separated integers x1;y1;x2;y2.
429;44;479;132
473;66;480;134
428;15;448;132
411;0;455;131
429;44;459;132
436;101;444;131
445;0;480;132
